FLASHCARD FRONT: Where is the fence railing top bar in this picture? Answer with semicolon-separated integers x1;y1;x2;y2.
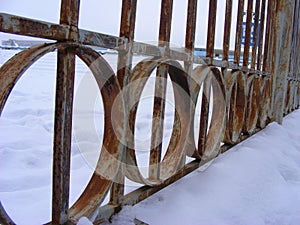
0;12;127;49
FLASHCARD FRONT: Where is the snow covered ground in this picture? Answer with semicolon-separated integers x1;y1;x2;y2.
108;112;300;225
0;49;300;225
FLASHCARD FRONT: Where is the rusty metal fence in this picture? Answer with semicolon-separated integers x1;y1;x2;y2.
0;0;299;224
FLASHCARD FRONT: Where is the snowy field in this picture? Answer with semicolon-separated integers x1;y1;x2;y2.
0;49;300;225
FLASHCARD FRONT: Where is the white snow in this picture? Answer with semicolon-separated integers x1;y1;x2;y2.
110;114;300;225
0;49;300;225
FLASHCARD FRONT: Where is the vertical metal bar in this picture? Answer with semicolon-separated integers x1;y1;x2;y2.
158;0;173;44
52;49;76;224
198;79;211;156
185;0;198;74
184;0;197;159
59;0;80;26
250;0;261;68
296;0;299;81
288;0;300;80
112;0;137;205
149;0;173;180
206;0;218;61
201;0;217;156
234;0;245;65
256;0;266;70
117;0;137;88
185;0;198;53
295;0;300;82
223;0;233;62
293;0;300;106
287;0;299;111
243;0;254;67
109;170;125;205
184;0;198;83
52;1;79;223
270;0;295;123
262;0;273;72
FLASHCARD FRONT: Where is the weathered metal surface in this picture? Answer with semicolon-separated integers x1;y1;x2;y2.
289;0;300;80
111;0;138;206
223;69;247;144
0;202;15;225
0;43;124;224
257;77;271;128
52;46;75;224
242;0;253;67
201;0;218;159
0;0;299;224
68;45;124;222
59;0;80;26
52;2;79;222
270;0;296;123
124;58;191;185
262;0;273;72
149;0;173;180
94;159;201;224
0;44;58;224
285;81;292;114
222;0;233;61
250;0;261;69
243;74;260;134
189;66;226;160
158;0;173;44
256;0;267;71
197;77;211;156
234;0;245;65
206;0;217;61
0;13;125;49
185;0;198;53
0;44;56;113
117;0;137;87
184;0;198;159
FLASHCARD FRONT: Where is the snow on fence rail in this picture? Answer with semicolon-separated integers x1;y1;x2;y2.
0;0;299;224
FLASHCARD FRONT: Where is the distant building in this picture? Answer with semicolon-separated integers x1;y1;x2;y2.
0;39;115;54
1;39;50;49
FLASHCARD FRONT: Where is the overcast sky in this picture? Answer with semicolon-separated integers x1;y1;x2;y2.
0;0;240;49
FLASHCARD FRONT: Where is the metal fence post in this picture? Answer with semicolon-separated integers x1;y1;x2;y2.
270;0;295;123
